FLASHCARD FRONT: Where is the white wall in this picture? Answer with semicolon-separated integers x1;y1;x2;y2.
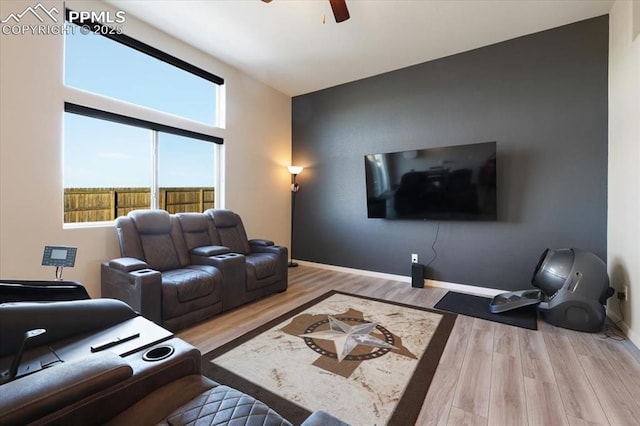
608;0;640;346
0;0;291;297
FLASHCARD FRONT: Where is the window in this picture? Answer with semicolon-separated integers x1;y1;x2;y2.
64;25;218;125
64;113;152;190
158;133;216;188
63;11;224;224
156;133;216;215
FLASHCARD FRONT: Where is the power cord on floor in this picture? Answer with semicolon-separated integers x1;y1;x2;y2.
597;297;626;341
599;323;626;341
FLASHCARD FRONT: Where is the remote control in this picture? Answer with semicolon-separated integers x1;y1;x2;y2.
91;332;140;352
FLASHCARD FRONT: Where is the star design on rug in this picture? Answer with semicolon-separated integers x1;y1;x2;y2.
299;316;398;362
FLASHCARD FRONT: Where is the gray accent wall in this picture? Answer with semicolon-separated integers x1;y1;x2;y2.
291;16;608;291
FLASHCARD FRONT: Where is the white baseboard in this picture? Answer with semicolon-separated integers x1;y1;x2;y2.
295;260;505;297
606;306;640;349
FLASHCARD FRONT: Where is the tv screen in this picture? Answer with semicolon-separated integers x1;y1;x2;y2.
364;141;497;220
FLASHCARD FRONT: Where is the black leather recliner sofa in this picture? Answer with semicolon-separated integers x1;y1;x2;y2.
0;297;347;425
101;209;288;331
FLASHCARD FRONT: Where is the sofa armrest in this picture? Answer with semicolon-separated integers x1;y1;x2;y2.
249;239;274;247
247;244;288;293
190;245;231;257
193;253;247;310
0;352;133;425
35;337;200;425
101;262;162;325
251;243;288;259
108;257;149;273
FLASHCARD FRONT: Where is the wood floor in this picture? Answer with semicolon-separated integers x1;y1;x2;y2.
177;265;640;426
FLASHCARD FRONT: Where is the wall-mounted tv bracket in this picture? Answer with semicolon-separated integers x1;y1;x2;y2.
42;245;77;280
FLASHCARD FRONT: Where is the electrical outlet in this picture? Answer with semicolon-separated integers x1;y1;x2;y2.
624;285;629;301
618;286;629;301
411;253;418;264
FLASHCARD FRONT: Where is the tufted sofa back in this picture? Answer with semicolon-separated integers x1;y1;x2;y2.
115;210;190;271
204;209;251;255
176;212;222;252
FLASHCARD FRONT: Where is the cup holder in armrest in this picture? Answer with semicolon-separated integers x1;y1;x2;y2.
214;253;242;259
132;269;155;276
142;345;174;361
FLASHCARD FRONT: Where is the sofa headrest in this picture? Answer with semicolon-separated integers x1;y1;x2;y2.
206;209;237;228
177;213;209;233
129;210;172;234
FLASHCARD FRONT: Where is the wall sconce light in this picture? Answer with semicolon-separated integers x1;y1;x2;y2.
288;165;304;267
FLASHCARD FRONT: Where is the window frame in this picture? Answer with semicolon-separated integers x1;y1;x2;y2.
63;9;225;228
64;103;223;145
65;9;224;86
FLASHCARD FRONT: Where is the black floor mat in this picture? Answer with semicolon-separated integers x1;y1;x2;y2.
434;291;538;330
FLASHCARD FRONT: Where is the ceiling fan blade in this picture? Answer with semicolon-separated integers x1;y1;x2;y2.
329;0;350;23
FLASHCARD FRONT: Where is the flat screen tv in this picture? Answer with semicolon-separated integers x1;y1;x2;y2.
364;141;497;220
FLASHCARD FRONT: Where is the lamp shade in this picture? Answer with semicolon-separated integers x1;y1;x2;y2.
288;165;304;175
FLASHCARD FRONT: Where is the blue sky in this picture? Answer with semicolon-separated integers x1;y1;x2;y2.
64;29;216;188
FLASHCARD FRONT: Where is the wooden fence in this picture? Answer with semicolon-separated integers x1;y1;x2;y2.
64;187;215;223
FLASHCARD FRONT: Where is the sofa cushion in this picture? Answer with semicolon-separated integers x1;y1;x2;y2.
246;253;279;280
163;385;292;426
161;267;217;303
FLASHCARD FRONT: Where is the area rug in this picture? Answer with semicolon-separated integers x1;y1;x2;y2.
434;291;538;330
202;291;457;425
